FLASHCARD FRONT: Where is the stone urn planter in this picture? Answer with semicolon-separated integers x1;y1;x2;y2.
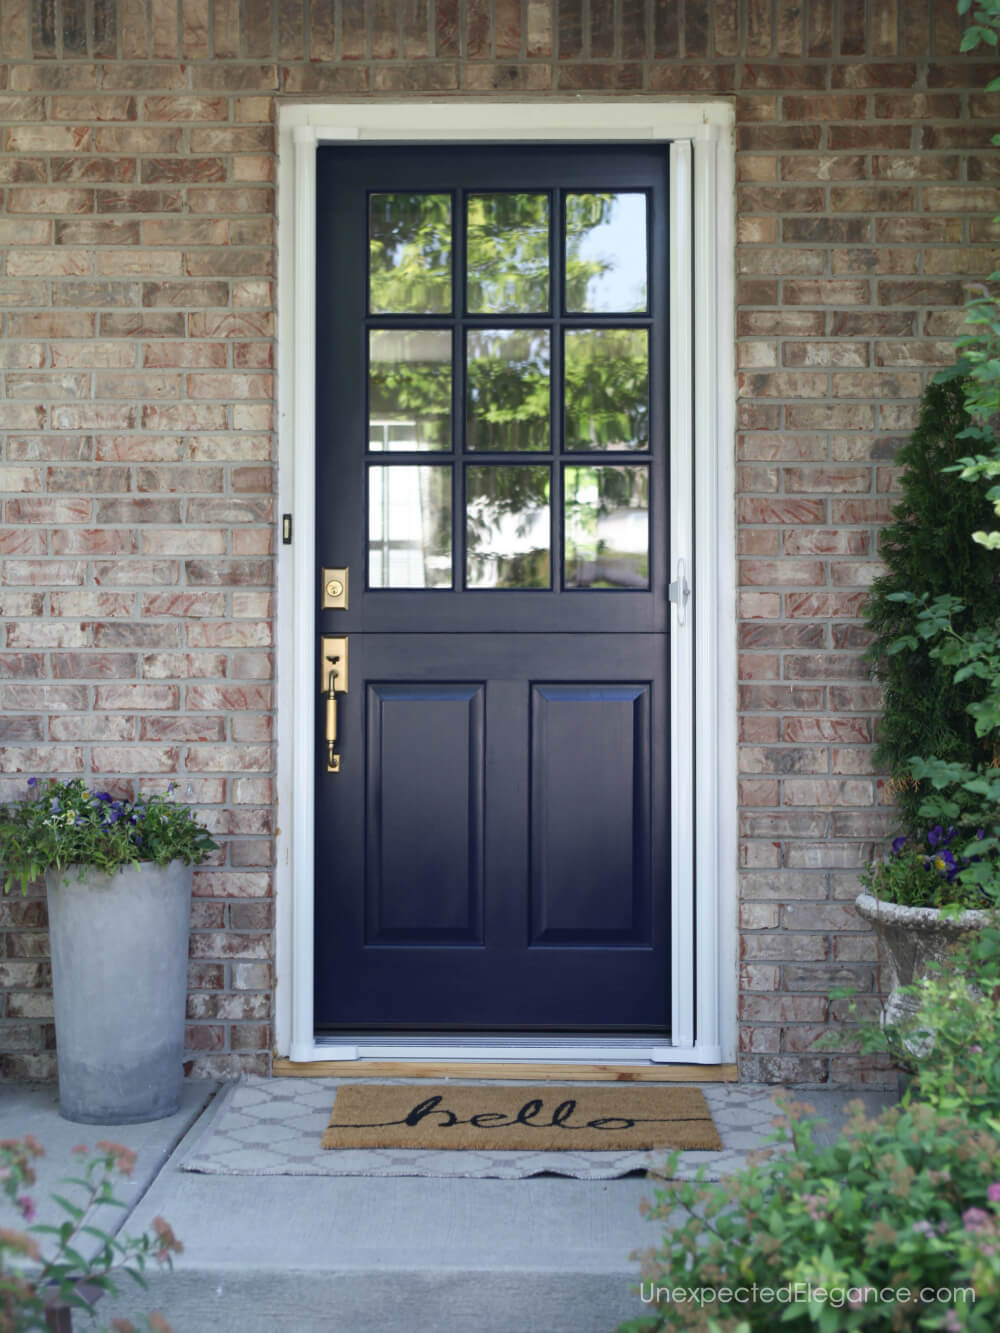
46;859;193;1125
855;891;991;1029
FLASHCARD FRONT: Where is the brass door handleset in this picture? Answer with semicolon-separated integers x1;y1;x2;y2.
320;635;347;773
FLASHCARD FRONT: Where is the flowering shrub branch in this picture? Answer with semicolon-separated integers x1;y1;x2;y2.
0;1136;181;1333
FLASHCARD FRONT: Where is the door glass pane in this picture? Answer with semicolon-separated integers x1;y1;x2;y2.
564;328;649;452
466;193;550;314
564;464;649;589
466;465;550;589
369;192;452;315
369;330;452;453
466;329;550;453
368;465;452;588
565;192;648;313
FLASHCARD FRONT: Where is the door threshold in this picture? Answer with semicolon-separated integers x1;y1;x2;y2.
281;1035;727;1074
274;1055;738;1082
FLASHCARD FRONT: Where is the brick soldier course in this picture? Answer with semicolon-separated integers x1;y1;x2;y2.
0;0;997;1085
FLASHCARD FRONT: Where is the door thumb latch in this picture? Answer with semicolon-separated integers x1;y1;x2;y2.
669;559;690;627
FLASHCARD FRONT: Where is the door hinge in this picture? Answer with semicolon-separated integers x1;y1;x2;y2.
282;514;293;545
668;558;690;626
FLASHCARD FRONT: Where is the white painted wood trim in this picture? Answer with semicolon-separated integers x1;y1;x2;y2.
713;125;739;1066
668;139;695;1052
274;101;736;1068
693;125;721;1060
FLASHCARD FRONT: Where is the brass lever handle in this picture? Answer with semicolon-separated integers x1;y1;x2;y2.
324;654;340;773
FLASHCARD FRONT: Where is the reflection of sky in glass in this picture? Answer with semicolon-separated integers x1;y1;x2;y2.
369;465;452;588
566;193;647;313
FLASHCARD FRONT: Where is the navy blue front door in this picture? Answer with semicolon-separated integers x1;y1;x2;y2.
314;144;670;1032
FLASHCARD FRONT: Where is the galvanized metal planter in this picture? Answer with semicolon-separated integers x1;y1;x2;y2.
45;860;193;1125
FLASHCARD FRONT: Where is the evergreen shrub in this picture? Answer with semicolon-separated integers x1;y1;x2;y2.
863;379;1000;831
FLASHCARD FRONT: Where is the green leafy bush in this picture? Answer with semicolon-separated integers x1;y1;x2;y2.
0;1135;181;1333
887;934;1000;1115
624;1101;1000;1332
0;778;217;897
863;379;1000;832
626;911;1000;1333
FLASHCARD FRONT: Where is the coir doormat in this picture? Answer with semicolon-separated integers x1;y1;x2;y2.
322;1083;721;1153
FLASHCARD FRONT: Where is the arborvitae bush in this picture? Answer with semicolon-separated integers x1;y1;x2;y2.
865;376;1000;831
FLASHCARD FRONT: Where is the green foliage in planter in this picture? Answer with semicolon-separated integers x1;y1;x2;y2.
0;1135;181;1332
623;1100;1000;1332
860;826;1000;909
0;778;218;897
864;378;1000;831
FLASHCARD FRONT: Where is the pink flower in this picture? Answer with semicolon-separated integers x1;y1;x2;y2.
963;1207;992;1232
988;1183;1000;1204
16;1195;36;1223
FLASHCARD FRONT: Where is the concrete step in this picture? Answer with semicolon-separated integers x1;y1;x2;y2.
100;1160;657;1332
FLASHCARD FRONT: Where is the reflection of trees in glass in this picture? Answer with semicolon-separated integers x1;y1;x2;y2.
565;329;649;452
467;329;550;452
467;193;550;313
365;190;651;465
369;330;452;452
369;193;452;314
564;465;649;589
466;464;550;588
565;193;648;313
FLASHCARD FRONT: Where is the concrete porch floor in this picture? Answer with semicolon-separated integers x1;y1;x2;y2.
1;1079;896;1333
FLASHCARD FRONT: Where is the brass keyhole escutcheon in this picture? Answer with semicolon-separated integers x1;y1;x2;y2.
326;579;343;599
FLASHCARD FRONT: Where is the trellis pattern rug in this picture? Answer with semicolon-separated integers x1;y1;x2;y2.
181;1078;786;1180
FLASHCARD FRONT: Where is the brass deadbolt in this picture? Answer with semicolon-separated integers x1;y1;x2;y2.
320;566;349;610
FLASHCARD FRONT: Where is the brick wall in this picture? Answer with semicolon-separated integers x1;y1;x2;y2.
0;0;996;1084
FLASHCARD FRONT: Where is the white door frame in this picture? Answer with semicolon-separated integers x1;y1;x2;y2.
274;101;737;1066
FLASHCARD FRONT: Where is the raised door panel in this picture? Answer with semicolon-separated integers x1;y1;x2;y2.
365;683;485;944
530;684;651;945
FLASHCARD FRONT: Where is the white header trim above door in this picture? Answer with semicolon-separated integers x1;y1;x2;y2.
275;101;736;1066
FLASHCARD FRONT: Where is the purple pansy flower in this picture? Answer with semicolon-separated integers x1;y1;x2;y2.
891;835;907;855
26;777;37;788
932;847;959;881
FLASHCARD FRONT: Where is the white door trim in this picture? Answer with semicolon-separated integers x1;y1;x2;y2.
274;101;736;1066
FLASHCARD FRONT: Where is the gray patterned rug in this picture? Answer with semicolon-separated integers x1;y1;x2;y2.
181;1078;788;1180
